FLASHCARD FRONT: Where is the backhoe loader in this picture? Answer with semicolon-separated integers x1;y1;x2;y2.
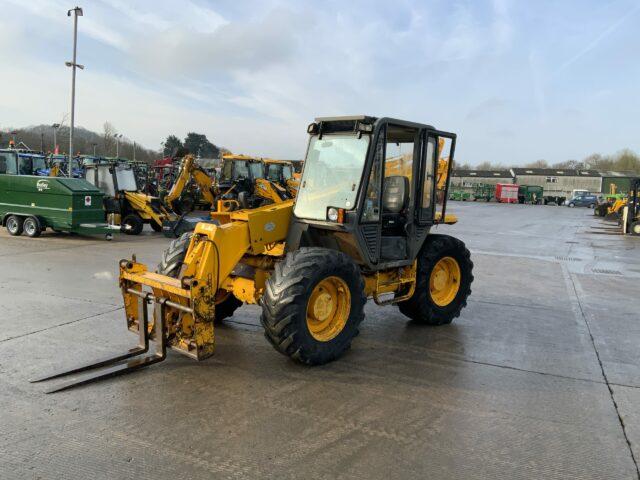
264;158;299;196
85;162;179;235
216;154;293;211
164;154;216;213
34;116;473;392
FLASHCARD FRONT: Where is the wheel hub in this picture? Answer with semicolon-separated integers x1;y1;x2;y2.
429;256;461;307
306;276;351;342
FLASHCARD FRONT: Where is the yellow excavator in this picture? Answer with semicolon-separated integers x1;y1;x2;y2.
33;116;473;393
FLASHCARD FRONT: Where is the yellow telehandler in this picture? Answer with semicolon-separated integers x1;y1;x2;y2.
34;116;473;392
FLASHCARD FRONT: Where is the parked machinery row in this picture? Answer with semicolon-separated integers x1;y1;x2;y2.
593;179;640;235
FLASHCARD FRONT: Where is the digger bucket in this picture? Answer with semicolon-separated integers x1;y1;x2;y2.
31;257;216;393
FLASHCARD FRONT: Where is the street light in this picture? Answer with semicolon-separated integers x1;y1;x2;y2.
114;133;123;157
66;6;84;177
51;123;60;154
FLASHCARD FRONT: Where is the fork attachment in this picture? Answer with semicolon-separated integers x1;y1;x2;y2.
30;294;167;393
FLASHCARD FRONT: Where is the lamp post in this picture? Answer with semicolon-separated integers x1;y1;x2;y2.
51;123;60;154
114;133;123;157
66;6;84;176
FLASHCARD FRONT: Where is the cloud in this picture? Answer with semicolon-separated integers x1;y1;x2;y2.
465;98;510;121
130;7;303;77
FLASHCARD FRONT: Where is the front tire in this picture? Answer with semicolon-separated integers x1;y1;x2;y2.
122;214;144;235
156;232;242;321
398;234;473;325
630;221;640;236
261;247;366;365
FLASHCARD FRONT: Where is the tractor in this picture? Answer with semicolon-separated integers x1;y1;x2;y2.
33;116;474;392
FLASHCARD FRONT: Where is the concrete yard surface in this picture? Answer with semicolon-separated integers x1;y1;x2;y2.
1;202;639;479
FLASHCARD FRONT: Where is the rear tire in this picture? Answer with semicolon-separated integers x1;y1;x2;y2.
122;214;144;235
156;232;241;321
6;215;24;236
23;216;42;238
261;247;366;365
398;234;473;325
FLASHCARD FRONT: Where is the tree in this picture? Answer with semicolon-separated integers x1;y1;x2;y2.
103;122;116;155
183;132;220;158
162;135;183;156
524;159;549;168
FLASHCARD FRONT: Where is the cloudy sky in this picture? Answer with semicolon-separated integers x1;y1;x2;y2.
1;0;639;164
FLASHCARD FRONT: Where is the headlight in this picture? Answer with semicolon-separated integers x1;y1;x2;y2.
327;207;339;222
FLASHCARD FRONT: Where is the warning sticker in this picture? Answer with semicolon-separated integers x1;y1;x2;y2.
84;195;92;206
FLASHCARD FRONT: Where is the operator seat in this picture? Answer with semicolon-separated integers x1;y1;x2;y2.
380;175;409;260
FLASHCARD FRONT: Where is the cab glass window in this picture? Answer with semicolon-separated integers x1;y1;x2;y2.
0;153;15;174
361;131;384;223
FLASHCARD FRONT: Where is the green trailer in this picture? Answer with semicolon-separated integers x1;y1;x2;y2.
0;173;114;239
448;189;470;201
518;185;543;204
472;183;493;201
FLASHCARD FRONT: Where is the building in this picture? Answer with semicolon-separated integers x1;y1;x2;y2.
511;168;601;199
450;170;514;190
599;171;639;194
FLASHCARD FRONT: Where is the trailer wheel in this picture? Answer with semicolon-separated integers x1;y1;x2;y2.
261;247;366;365
156;232;242;322
398;234;473;325
122;214;144;235
23;216;42;238
6;215;24;236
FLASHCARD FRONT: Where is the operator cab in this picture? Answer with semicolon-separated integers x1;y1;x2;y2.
0;150;48;176
289;116;456;271
265;161;294;185
85;163;139;197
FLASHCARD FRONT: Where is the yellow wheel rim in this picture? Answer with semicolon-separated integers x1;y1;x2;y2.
306;276;351;342
429;256;461;307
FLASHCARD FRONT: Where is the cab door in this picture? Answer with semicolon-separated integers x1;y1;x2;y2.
419;130;456;225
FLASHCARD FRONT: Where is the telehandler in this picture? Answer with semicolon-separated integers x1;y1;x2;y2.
33;116;473;392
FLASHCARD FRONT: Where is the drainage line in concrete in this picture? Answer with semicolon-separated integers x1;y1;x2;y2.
566;269;640;479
